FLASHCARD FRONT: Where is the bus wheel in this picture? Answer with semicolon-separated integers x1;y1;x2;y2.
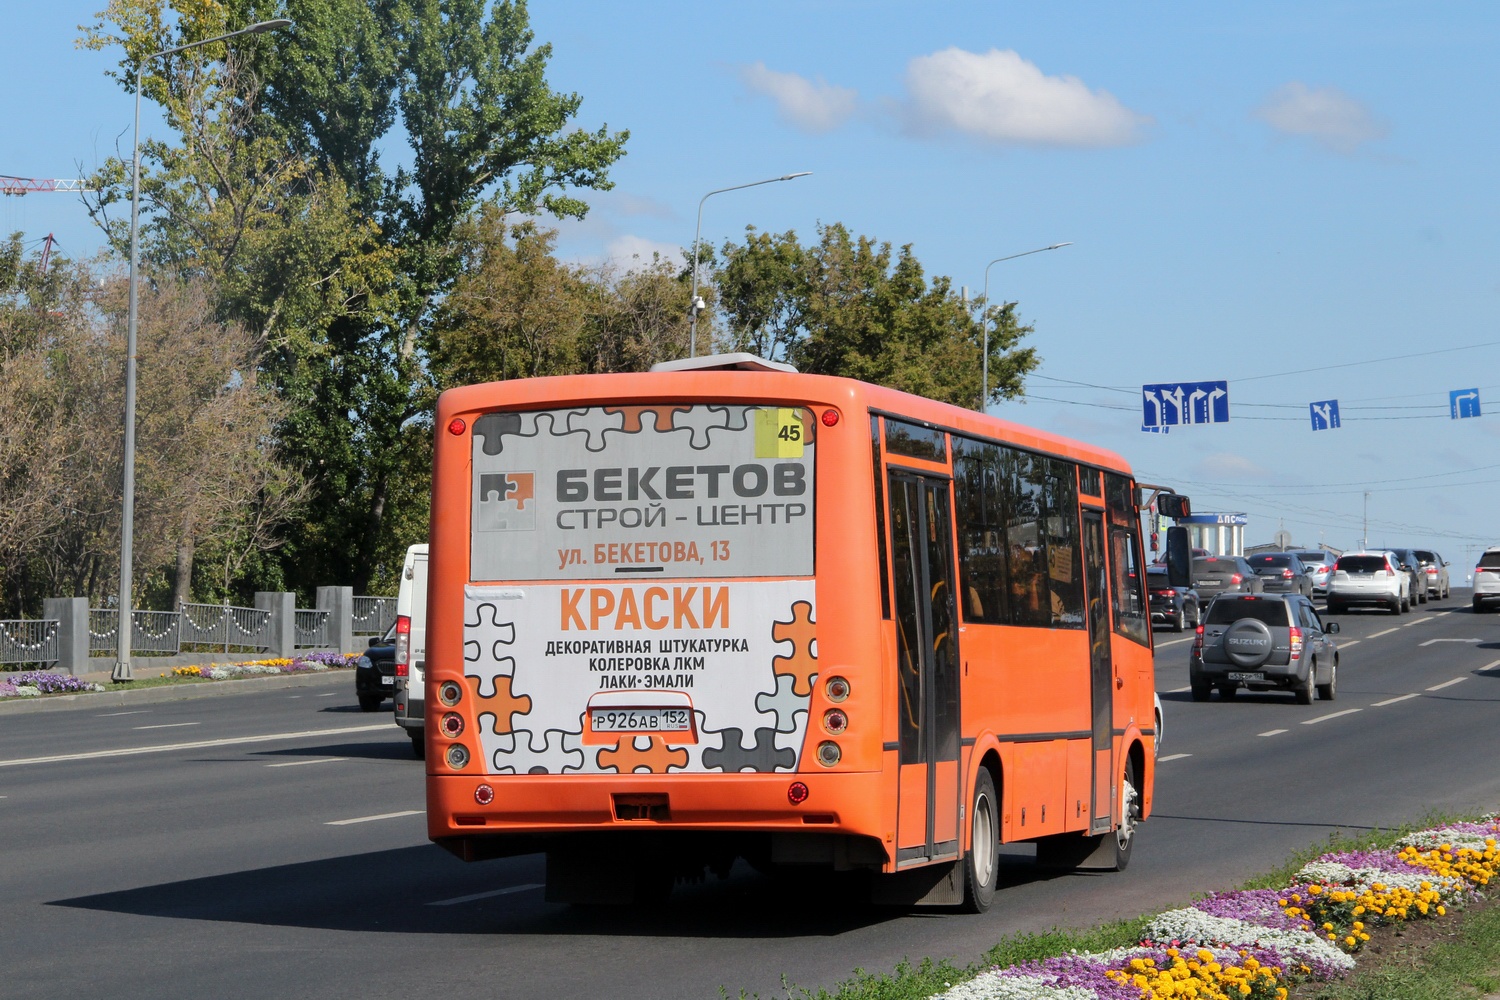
961;769;999;913
1111;757;1141;872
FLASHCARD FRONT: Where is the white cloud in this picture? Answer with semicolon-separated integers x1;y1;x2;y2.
738;62;858;133
604;234;684;269
900;47;1151;147
1254;82;1388;154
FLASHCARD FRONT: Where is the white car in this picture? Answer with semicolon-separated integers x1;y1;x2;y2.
1291;550;1337;597
1474;548;1500;612
1327;551;1410;616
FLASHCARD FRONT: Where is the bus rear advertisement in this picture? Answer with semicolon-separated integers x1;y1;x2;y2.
423;355;1179;910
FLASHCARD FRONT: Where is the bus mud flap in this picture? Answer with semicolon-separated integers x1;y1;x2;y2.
869;861;965;907
1035;831;1117;871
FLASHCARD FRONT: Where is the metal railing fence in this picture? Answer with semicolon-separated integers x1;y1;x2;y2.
293;609;329;649
179;603;273;654
0;619;60;667
351;596;396;636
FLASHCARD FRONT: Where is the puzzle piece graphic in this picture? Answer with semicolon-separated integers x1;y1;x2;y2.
463;603;516;672
468;673;532;734
755;673;810;734
702;726;795;773
771;600;819;697
566;408;626;452
495;728;586;774
604;405;693;435
672;406;733;450
719;406;751;432
596;735;689;773
477;472;534;509
472;412;535;456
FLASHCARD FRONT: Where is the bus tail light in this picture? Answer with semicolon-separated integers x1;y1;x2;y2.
439;680;463;706
824;676;850;702
816;741;841;767
446;744;470;769
475;784;494;805
447;417;467;435
822;709;848;734
820;408;840;427
394;615;412;677
440;712;465;738
787;781;809;805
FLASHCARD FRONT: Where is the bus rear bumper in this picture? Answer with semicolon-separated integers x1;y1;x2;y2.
427;770;890;866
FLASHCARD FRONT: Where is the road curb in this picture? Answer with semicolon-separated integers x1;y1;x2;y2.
0;668;355;716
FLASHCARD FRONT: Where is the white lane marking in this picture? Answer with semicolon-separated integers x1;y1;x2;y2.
1367;628;1400;638
1403;616;1436;626
1337;640;1360;648
316;692;337;698
133;722;201;730
1167;685;1192;693
1259;729;1288;737
266;757;347;768
1372;693;1421;707
326;809;423;826
0;724;392;768
1478;660;1500;673
428;883;545;907
1155;636;1196;648
1158;753;1192;762
96;710;151;717
1420;638;1480;647
1426;677;1468;692
1302;708;1362;725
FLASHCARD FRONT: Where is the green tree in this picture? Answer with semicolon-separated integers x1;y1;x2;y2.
81;0;629;595
712;223;1038;409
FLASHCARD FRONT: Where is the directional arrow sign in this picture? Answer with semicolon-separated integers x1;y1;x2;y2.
1142;381;1229;427
1309;399;1341;431
1450;388;1482;419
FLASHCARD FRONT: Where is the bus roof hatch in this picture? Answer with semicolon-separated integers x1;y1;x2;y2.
649;352;798;374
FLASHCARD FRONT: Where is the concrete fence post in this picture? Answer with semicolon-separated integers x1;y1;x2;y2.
42;597;90;676
254;591;296;659
316;586;354;653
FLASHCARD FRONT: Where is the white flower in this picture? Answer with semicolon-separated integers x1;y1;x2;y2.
14;685;40;697
933;971;1096;1000
1144;907;1355;971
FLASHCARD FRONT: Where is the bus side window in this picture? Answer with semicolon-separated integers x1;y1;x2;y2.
1045;458;1085;628
953;440;1007;624
1109;525;1150;646
872;416;891;619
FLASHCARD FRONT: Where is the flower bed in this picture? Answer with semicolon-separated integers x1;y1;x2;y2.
937;816;1500;1000
0;653;359;698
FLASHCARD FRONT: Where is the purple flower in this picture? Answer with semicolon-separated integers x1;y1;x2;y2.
1193;889;1309;930
999;954;1141;1000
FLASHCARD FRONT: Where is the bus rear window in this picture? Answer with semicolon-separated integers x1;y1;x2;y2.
469;404;816;581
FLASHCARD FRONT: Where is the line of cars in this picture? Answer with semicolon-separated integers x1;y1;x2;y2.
1163;545;1458;705
352;544;429;758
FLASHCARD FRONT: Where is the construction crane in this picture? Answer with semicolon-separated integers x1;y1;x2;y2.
0;175;93;196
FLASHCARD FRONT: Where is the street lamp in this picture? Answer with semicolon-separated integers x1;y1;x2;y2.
978;242;1072;410
114;18;294;683
688;171;811;358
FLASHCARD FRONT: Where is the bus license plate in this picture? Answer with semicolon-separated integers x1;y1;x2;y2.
591;708;692;733
1227;672;1264;682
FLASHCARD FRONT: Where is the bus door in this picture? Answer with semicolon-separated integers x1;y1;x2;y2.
1081;509;1115;835
888;471;962;866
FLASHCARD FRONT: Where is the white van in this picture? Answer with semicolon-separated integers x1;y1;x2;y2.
391;544;429;758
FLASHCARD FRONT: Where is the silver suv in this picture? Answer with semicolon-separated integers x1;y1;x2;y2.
1189;593;1340;704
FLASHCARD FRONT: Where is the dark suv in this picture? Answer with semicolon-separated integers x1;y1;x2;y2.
1246;553;1313;597
1189;593;1340;704
1147;564;1201;631
354;622;396;712
1190;555;1265;601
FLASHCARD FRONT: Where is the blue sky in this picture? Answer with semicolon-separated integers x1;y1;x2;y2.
6;1;1499;564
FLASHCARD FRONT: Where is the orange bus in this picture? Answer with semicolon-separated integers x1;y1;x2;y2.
424;354;1182;909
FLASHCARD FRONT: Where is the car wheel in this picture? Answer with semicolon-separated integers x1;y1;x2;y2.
1317;658;1337;702
961;769;1000;913
1110;756;1142;872
1389;598;1401;616
1401;593;1411;613
1419;589;1428;605
1217;682;1238;700
1190;678;1212;702
1295;660;1315;705
358;694;382;712
1475;596;1485;613
1171;608;1185;633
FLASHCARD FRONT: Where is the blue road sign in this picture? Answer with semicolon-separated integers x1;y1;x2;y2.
1142;381;1229;428
1450;388;1482;420
1309;399;1341;431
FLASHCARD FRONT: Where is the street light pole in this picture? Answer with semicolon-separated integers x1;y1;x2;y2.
688;171;811;358
978;242;1071;410
113;18;293;683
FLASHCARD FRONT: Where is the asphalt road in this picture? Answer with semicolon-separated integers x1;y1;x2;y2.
4;591;1499;1000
